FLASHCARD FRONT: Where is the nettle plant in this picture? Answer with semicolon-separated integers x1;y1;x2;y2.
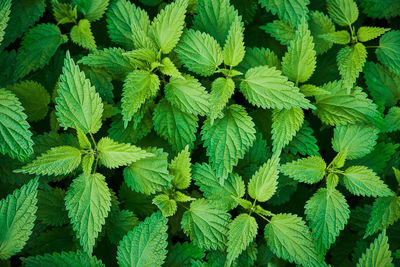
0;0;400;266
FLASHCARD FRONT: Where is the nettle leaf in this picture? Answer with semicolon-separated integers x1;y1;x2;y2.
356;230;393;267
309;11;335;55
357;26;390;42
223;16;245;67
280;156;326;184
0;178;39;260
238;47;280;72
264;213;322;266
209;77;235;123
240;66;313;109
55;52;104;134
0;0;11;45
37;188;68;227
259;0;310;28
327;0;359;26
117;211;168;267
181;199;231;251
106;209;139;245
165;75;210;116
169;146;192;190
337;43;367;88
260;20;295;46
365;196;400;238
152;194;177;217
342;166;393;197
385;107;400;132
332;124;379;160
193;163;245;210
376;30;400;76
160;57;181;78
176;29;223;77
305;188;350;255
22;250;105;267
165;242;205;267
226;214;258;266
15;146;81;176
70;19;96;51
248;154;279;202
319;30;351;45
123;147;172;195
282;18;316;84
52;1;77;25
65;173;112;254
72;0;109;22
201;104;256;182
271;108;304;152
0;88;34;161
153;99;198;151
285;120;320;156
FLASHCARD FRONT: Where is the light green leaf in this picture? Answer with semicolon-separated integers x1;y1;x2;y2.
331;149;348;169
56;52;104;134
159;57;182;78
15;146;81;176
280;156;326;184
376;30;400;76
357;26;390;42
342;165;393;197
272;108;304;152
337;43;367;88
81;154;94;176
72;0;109;22
0;0;11;45
248;154;279;202
305;188;350;255
152;194;177;217
117;211;168;267
169;146;192;190
240;66;313;109
237;47;280;72
327;0;359;26
70;19;96;51
223;16;245;67
209;77;235;123
356;230;393;267
385;107;400;132
226;214;258;266
0;178;39;260
123;147;172;195
365;196;400;238
259;0;310;28
65;173;111;254
319;30;351;44
201;104;256;182
181;199;231;251
176;29;223;77
260;20;295;46
309;11;335;55
22;250;105;267
76;129;91;149
52;1;77;25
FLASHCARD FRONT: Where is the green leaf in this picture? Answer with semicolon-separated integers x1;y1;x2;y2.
193;163;245;210
248;154;279;202
152;194;177;217
97;137;152;169
165;75;210;116
15;146;81;176
22;250;105;267
201;104;256;182
226;214;258;266
365;196;400;238
0;88;34;161
357;26;390;42
56;52;104;134
159;57;182;78
264;213;322;266
37;188;68;227
356;230;393;267
169;146;192;190
309;11;336;55
165;242;205;267
76;129;91;149
209;77;235;123
327;0;359;26
376;30;400;76
305;188;350;255
237;47;280;72
72;0;109;22
176;29;223;77
16;23;68;79
153;99;198;151
240;66;313;109
280;156;326;184
319;30;351;45
385;107;400;132
282;18;316;83
123;147;172;195
52;1;77;25
82;154;94;175
70;19;96;51
106;209;139;245
0;178;39;260
272;108;304;152
285;120;320;156
65;173;111;254
337;43;367;88
181;199;231;251
259;0;310;28
0;0;11;45
223;16;245;67
332;124;379;160
342;165;393;197
122;70;160;127
149;0;188;54
117;211;168;267
260;20;295;46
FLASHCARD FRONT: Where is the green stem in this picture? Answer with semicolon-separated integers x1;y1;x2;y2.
365;45;381;49
92;156;99;174
89;133;97;149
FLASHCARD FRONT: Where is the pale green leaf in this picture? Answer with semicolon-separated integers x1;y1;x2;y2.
209;77;235;123
52;1;77;25
319;30;351;44
280;156;326;184
169;146;192;190
376;30;400;76
159;57;182;78
22;250;105;267
260;20;295;46
70;19;96;51
309;11;335;55
223;16;245;67
365;196;400;238
327;0;359;26
337;43;367;88
152;194;177;217
82;154;94;176
76;129;91;149
259;0;310;28
272;108;304;152
356;230;393;267
357;26;390;42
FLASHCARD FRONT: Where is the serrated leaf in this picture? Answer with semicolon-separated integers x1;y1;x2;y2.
152;194;177;217
272;108;304;152
37;188;68;227
117;211;168;267
305;188;350;255
385;107;400;132
81;154;94;176
56;52;104;134
327;0;359;26
319;30;351;44
15;146;81;176
223;16;245;67
259;0;310;28
165;242;205;267
123;147;172;195
337;43;367;88
97;137;152;169
52;1;77;25
76;129;91;149
342;165;393;197
376;30;400;76
0;0;11;45
169;146;191;190
365;196;400;238
264;213;322;266
70;19;96;51
72;0;109;22
356;230;393;267
65;173;111;254
357;26;390;42
181;199;231;251
260;20;295;46
201;104;256;182
0;178;38;260
22;250;105;267
226;214;258;266
280;156;326;184
106;209;139;245
176;29;223;77
309;11;336;55
209;77;235;123
160;57;182;78
237;47;280;73
285;120;320;156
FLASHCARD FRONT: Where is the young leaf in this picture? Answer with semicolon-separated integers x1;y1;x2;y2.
15;146;81;176
70;19;96;51
337;43;367;88
159;57;181;78
376;30;400;76
357;26;390;42
260;20;295;46
76;129;91;149
169;146;192;190
65;173;112;254
0;178;39;260
117;211;168;267
271;108;304;152
209;77;235;123
223;16;245;67
356;230;393;267
259;0;310;28
319;30;351;44
71;0;109;22
22;250;105;267
52;1;77;25
81;154;94;176
365;196;400;238
327;0;359;26
55;52;104;134
280;156;326;184
240;66;313;109
152;194;177;217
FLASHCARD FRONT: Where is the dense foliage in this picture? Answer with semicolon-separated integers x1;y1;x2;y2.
1;0;400;266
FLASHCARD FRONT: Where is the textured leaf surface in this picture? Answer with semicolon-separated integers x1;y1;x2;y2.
169;146;192;190
309;11;335;55
70;19;96;51
385;107;400;132
272;108;304;152
209;77;235;123
280;156;326;184
327;0;359;26
37;188;68;227
260;20;295;46
0;0;11;45
357;26;390;42
356;230;393;267
23;250;105;267
259;0;310;28
337;43;367;88
152;194;177;217
365;196;400;237
223;16;245;67
376;30;400;76
248;155;279;202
